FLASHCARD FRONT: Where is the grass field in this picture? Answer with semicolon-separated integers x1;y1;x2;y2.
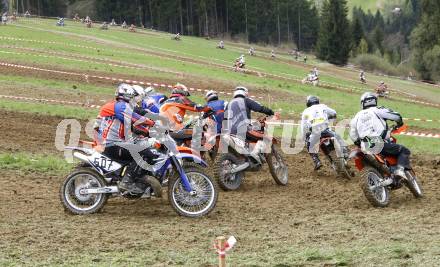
1;17;440;266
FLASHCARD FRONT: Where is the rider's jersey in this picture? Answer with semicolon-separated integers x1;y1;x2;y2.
349;106;403;142
96;100;154;146
224;96;274;135
142;94;167;114
206;99;227;133
160;94;209;131
301;104;336;138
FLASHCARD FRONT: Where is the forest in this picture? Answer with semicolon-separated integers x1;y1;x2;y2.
2;0;439;81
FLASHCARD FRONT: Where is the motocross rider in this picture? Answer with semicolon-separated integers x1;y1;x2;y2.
349;92;409;178
140;86;167;114
376;81;388;96
223;86;275;162
160;83;211;131
301;96;347;170
205;90;227;134
360;70;366;83
237;55;245;68
95;83;160;194
224;86;274;137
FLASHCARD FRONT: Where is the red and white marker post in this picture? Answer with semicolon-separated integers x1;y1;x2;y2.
214;236;237;267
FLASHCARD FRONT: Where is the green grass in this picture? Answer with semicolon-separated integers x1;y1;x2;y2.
0;239;431;266
0;73;114;95
0;99;97;119
0;153;72;174
1;17;440;154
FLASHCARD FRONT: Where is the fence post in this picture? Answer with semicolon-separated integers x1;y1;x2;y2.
216;236;226;267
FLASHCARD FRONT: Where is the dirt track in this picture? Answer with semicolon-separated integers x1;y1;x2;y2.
0;155;440;266
1;144;440;265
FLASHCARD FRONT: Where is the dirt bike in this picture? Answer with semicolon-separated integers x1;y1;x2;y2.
171;113;220;160
302;75;319;86
213;116;288;191
376;86;389;98
349;125;423;207
60;126;218;218
360;77;366;84
318;129;354;179
233;61;245;72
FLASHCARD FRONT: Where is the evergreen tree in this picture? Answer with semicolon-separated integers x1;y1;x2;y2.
372;25;384;54
316;0;351;65
358;38;369;54
410;0;440;81
352;16;363;48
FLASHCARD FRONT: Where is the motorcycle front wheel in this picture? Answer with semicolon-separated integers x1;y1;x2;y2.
266;145;288;186
168;163;218;217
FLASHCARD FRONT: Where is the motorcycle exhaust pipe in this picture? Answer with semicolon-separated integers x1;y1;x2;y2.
226;162;250;174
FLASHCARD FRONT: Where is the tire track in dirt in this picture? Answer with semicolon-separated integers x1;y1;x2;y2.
0;110;87;154
0;151;439;264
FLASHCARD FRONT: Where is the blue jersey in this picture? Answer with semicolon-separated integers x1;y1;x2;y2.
207;100;226;133
142;94;166;114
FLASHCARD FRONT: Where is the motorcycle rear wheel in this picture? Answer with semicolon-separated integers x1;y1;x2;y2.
360;167;390;207
213;153;244;191
327;150;353;179
266;145;288;186
60;168;109;215
404;170;423;198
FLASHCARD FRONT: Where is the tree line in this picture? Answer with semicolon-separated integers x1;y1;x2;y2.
93;0;320;51
3;0;439;82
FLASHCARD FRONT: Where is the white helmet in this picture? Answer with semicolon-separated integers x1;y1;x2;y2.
131;85;145;97
360;92;378;110
233;86;249;98
205;90;218;102
144;86;155;96
115;83;136;102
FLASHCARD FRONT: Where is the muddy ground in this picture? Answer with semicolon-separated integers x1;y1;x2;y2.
1;110;440;266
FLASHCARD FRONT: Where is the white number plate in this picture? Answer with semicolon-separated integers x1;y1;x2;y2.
88;152;122;173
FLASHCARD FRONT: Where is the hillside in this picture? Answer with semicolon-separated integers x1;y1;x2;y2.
0;17;440;266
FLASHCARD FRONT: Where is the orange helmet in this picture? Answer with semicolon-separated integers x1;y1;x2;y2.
172;83;190;96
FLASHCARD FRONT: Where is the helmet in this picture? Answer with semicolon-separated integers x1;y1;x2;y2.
115;83;136;102
306;95;320;107
131;85;145;97
144;86;155;96
380;81;385;85
172;83;190;96
360;92;378;109
205;90;218;102
233;86;248;98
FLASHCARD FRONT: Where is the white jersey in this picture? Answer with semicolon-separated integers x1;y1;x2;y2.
350;106;402;141
301;104;336;138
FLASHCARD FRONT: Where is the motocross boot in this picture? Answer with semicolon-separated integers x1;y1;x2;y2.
119;163;145;194
119;174;144;194
310;153;322;170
